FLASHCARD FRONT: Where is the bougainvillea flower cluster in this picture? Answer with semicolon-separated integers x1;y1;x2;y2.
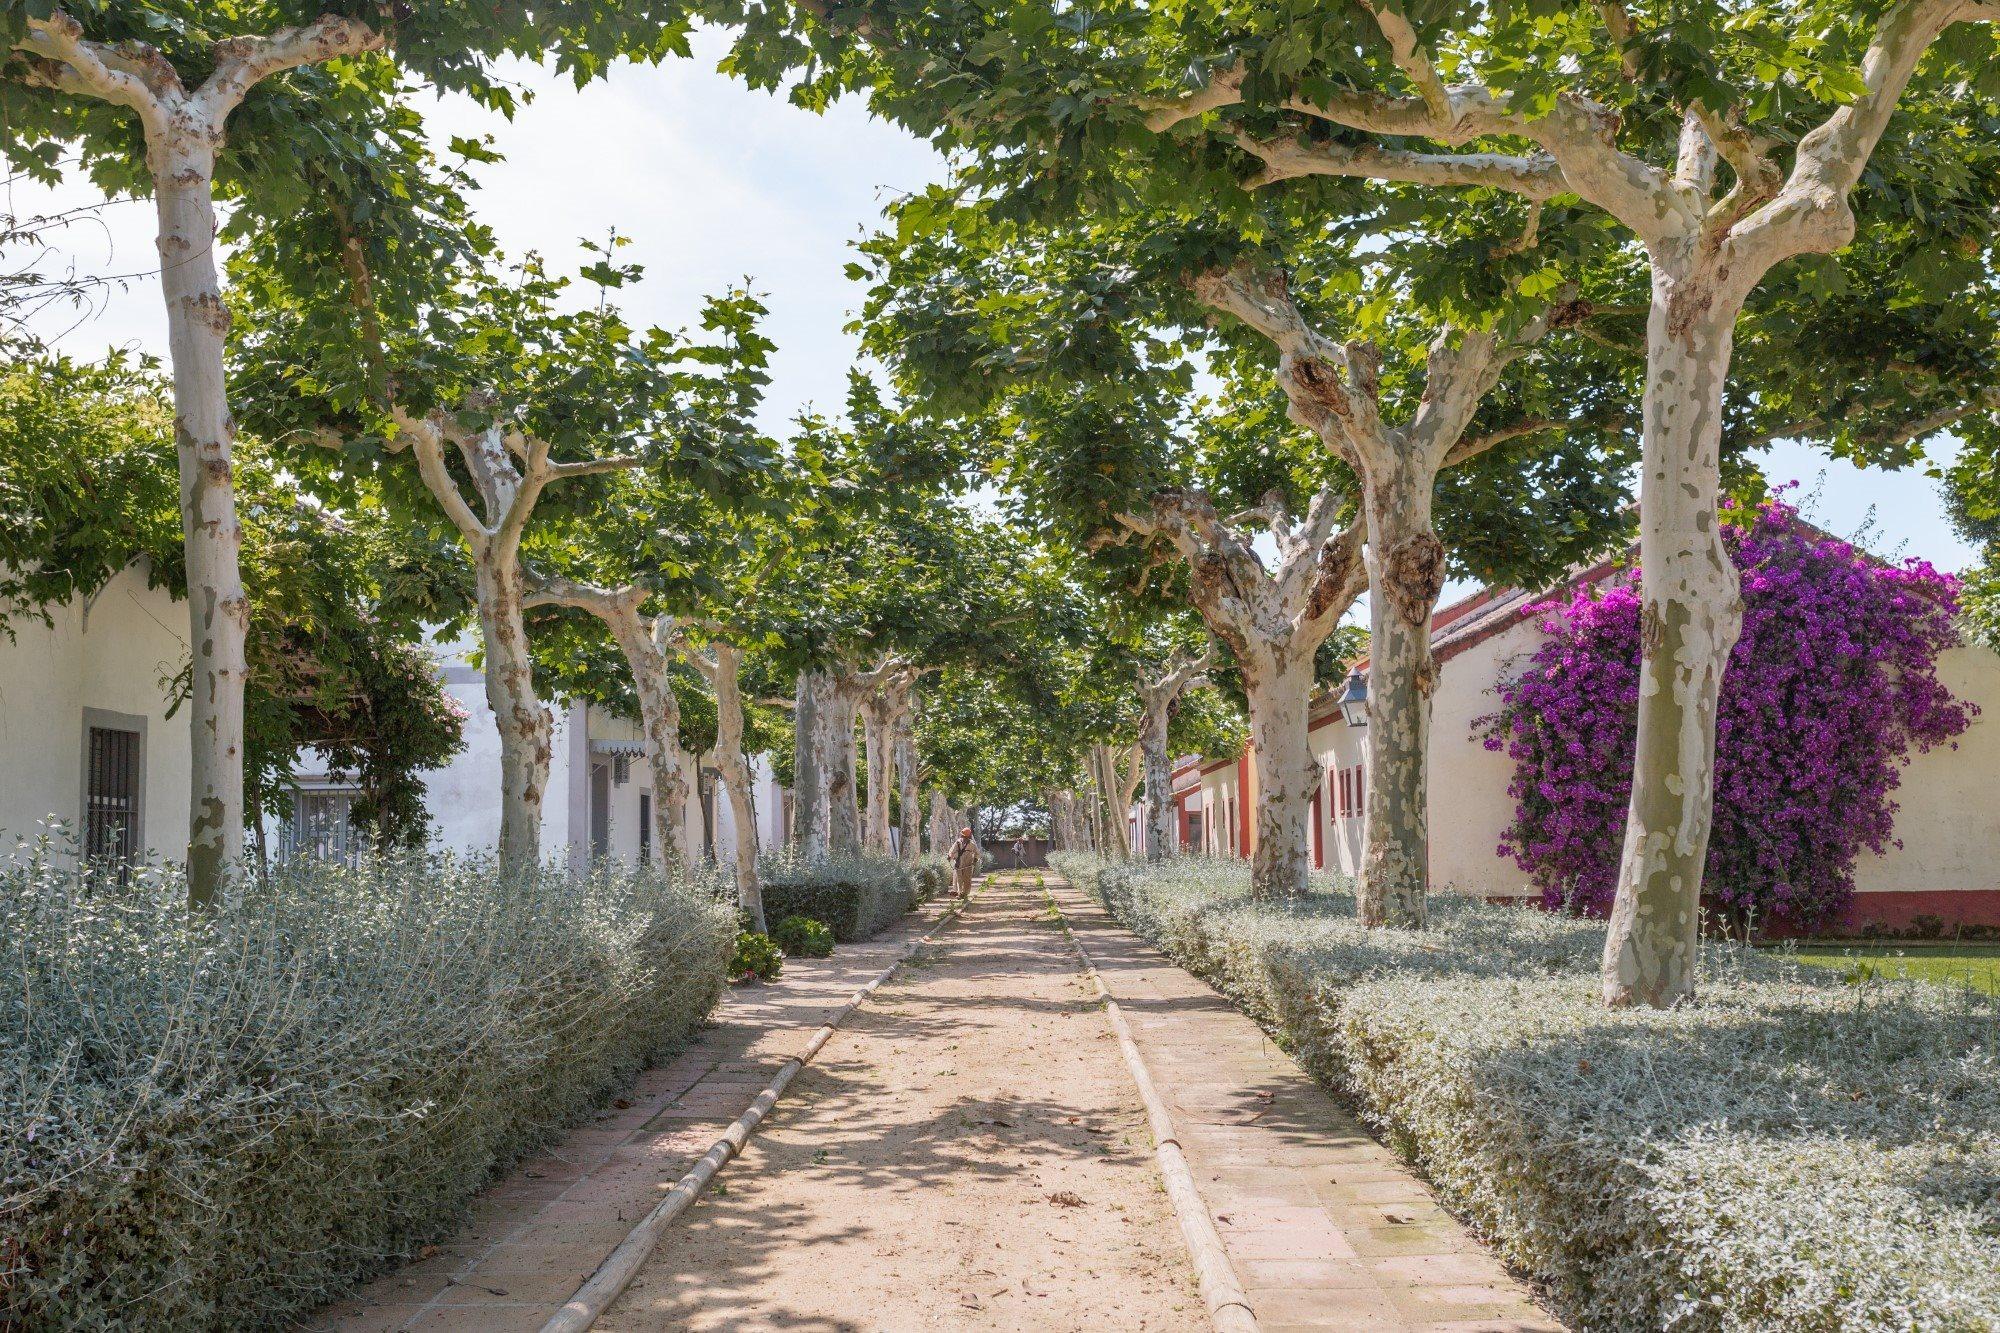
1477;497;1976;930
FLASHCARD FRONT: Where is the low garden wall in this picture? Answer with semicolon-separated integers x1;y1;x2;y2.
0;846;735;1329
1053;854;2000;1332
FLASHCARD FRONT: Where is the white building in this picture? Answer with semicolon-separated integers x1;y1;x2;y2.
0;578;786;875
0;561;190;864
1187;567;2000;933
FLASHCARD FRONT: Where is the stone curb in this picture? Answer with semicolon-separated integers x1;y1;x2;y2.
537;889;972;1333
1041;875;1260;1333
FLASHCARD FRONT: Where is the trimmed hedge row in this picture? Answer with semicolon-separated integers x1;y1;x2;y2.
757;851;927;942
1054;854;2000;1332
1;845;735;1330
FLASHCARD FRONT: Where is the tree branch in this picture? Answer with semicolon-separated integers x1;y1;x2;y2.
1596;1;1645;81
545;454;645;481
407;426;489;544
1299;516;1370;640
1189;264;1380;461
1732;0;1989;267
1139;58;1247;132
14;11;171;135
193;14;383;124
1231;130;1569;201
1443;405;1638;466
522;572;645;615
1359;1;1455;126
1729;385;2000;454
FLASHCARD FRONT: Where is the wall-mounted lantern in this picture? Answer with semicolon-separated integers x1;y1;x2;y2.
1338;669;1369;728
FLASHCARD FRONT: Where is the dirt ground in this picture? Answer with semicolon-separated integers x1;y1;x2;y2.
596;873;1205;1332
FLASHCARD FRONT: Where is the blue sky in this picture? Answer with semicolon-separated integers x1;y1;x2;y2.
9;32;1977;580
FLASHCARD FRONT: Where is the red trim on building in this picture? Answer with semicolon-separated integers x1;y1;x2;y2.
1310;786;1324;869
1833;890;2000;935
1237;751;1252;858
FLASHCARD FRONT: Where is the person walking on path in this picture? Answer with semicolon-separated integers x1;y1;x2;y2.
947;826;979;898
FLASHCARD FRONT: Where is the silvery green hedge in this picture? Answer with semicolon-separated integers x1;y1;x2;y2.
1;844;735;1330
1053;854;2000;1332
758;850;920;941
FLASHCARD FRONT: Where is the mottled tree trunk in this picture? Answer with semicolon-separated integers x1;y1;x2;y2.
793;670;826;857
473;555;551;879
1135;650;1209;862
154;142;248;906
1139;722;1175;861
861;691;895;855
1602;274;1746;1008
895;699;921;860
1358;462;1446;928
929;788;953;857
617;613;691;873
1243;652;1319;898
1090;744;1132;858
707;643;765;932
822;681;862;858
14;13;385;904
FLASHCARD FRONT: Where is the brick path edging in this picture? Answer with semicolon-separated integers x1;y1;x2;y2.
1043;875;1261;1333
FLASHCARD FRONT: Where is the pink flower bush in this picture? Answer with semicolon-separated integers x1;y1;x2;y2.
1478;498;1976;930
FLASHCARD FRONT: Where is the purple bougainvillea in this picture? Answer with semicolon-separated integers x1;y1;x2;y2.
1477;497;1976;930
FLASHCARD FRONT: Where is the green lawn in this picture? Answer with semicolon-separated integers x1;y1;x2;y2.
1784;943;2000;995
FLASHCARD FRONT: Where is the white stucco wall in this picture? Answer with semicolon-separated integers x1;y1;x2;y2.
417;666;786;874
1422;619;1545;899
0;564;191;862
1852;645;2000;895
420;658;586;867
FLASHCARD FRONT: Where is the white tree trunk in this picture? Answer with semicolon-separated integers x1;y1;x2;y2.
1090;744;1132;858
1358;463;1446;928
473;552;551;878
929;789;954;856
822;680;862;858
861;692;895;855
154;141;248;906
793;670;827;857
1601;272;1746;1008
895;699;921;860
1242;652;1319;898
13;12;386;905
1139;719;1175;861
708;643;765;932
614;612;691;873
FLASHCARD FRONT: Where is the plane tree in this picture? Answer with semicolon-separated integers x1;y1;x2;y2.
233;213;777;878
1;0;706;904
731;0;2000;1004
858;201;1633;902
757;381;1006;862
508;272;780;882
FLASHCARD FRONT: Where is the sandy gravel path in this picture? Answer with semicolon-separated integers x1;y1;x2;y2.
596;873;1204;1332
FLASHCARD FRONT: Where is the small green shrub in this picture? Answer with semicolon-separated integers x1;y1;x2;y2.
758;850;916;941
911;859;949;902
730;930;784;981
1054;853;2000;1332
772;914;834;959
0;841;734;1330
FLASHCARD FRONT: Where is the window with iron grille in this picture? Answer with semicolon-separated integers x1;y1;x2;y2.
84;725;141;873
638;792;652;866
281;788;361;866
